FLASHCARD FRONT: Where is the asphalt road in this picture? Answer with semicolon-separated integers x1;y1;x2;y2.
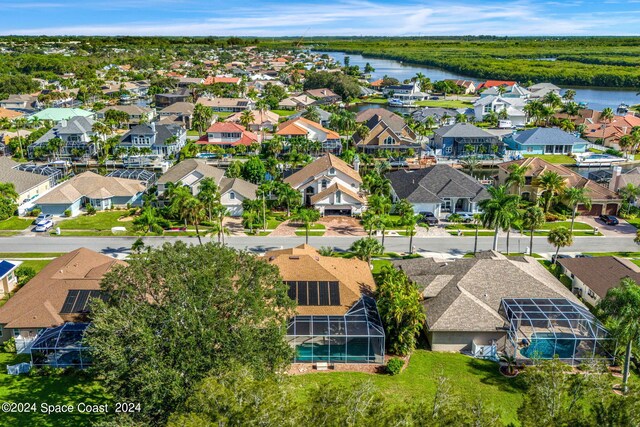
1;233;637;258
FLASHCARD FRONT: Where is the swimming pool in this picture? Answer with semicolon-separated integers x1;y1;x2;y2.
520;333;577;359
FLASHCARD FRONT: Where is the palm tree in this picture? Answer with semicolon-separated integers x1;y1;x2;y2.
522;205;544;256
182;197;205;245
500;353;517;375
534;171;566;213
196;177;220;222
350;237;383;268
479;185;520;251
504;209;520;256
562;89;576;101
239;109;255;130
597;278;640;394
563;187;591;235
193;103;214;136
302;106;320;123
292;208;321;244
472;213;482;254
0;182;19;202
276;183;301;217
212;205;230;244
132;206;163;235
13;117;28;158
505;164;528;196
619;135;634;159
404;213;419;254
601;107;614;141
548;226;573;264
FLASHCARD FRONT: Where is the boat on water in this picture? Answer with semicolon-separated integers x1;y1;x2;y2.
388;98;415;107
574;153;627;167
617;103;630;115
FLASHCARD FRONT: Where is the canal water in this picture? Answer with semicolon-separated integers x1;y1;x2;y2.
315;51;640;111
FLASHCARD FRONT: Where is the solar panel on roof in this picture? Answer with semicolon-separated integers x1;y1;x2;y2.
318;282;330;305
329;281;340;306
61;289;105;313
297;282;307;305
287;281;296;301
61;290;79;313
308;282;319;305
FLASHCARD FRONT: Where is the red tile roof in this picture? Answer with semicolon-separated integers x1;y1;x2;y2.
477;80;516;90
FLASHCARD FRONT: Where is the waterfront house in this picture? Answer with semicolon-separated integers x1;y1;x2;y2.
119;122;187;158
431;123;503;157
28;116;97;159
196;122;259;148
276;117;342;154
503;127;588;155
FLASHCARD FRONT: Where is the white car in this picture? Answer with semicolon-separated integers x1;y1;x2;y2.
446;212;476;223
34;220;53;232
34;213;53;226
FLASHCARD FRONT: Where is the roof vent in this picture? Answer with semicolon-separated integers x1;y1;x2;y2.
289;256;300;260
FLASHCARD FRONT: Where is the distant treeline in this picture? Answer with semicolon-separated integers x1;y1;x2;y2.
265;37;640;88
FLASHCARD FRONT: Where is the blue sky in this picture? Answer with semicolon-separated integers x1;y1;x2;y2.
2;0;640;36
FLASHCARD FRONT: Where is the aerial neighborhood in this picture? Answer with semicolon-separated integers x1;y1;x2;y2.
0;35;639;427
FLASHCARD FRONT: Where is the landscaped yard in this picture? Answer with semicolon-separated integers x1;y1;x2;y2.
523;154;575;164
414;99;474;109
289;350;525;425
58;211;133;231
270;109;294;117
0;352;110;427
0;217;32;231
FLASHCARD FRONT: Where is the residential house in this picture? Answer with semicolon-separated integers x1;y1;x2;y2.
386;165;489;216
265;244;384;364
503;127;588;155
382;81;427;101
0;157;55;203
608;166;640;195
28;116;97;158
411;107;459;127
289;107;332;127
0;248;124;344
0;260;20;296
196;97;254;113
0;107;24;120
582;114;640;149
431;123;503;157
155;88;191;108
204;76;241;86
445;79;476;94
226;109;279;132
176;77;205;87
119;122;187;158
558;256;640;307
156;158;257;216
497;157;621;214
284;154;364;216
96;105;155;127
36;171;145;216
528;83;562;99
479;83;530;99
30;108;94;122
196;122;259;148
476;80;516;91
158;102;195;129
304;88;342;105
352;109;418;154
278;94;316;110
0;94;40;112
393;251;581;352
473;96;528;127
276;117;342;154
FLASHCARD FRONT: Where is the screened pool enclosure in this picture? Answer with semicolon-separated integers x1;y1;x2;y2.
500;298;614;364
286;297;385;364
30;323;92;368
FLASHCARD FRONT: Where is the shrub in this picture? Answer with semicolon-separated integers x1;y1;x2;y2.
386;358;404;375
605;148;624;158
63;209;71;217
15;265;36;286
85;203;96;215
2;337;16;353
30;208;41;217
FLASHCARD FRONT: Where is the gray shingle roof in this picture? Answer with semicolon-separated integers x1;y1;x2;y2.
393;252;581;332
386;165;490;204
510;127;586;146
120;123;182;146
433;123;494;138
157;159;224;185
0;157;50;195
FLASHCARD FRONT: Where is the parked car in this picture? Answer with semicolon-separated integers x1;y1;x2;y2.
419;211;439;226
446;212;475;223
598;214;619;225
34;213;53;226
551;254;571;263
34;220;53;232
575;254;593;258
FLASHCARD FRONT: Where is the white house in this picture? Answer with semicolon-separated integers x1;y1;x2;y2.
473;96;528;127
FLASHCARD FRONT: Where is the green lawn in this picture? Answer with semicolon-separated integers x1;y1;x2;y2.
58;211;133;231
583;251;640;258
414;99;473;108
0;252;65;259
361;97;388;104
270;109;294;117
523;154;576;164
538;221;592;231
0;352;110;427
186;130;200;136
295;231;325;237
0;217;32;231
538;260;573;289
624;217;640;228
289;350;525;425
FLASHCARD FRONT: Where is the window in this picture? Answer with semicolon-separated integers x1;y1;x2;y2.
328;167;336;176
336;191;342;203
383;136;394;145
229;192;235;200
445;146;452;154
321;179;328;190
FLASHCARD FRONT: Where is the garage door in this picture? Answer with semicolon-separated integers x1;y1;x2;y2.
324;208;352;216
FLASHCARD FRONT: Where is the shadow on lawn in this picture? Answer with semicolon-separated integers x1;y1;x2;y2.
467;358;527;393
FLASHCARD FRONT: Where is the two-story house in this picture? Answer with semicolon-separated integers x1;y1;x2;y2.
119;122;187;158
28;116;97;159
382;81;428;101
196;122;259;149
196;97;254;113
353;109;418;154
431;123;503;157
96;105;156;128
284;154;365;216
473;96;528;127
276;117;342;154
303;88;342;105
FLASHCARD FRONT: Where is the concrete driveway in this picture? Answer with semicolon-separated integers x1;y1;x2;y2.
578;216;637;236
318;216;367;237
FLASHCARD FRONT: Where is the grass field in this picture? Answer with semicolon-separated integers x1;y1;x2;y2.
58;211;133;231
523;154;575;164
270;109;294;117
0;252;65;259
0;353;110;427
0;217;32;231
289;350;525;425
414;99;474;108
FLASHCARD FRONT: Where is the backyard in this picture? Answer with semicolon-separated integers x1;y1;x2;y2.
523;154;576;164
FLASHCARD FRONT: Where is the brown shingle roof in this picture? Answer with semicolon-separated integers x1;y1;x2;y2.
37;171;145;204
0;157;50;196
310;182;365;204
558;256;640;299
0;248;125;329
284;154;362;188
264;244;375;315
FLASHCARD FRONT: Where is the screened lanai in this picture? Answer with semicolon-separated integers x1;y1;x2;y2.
287;296;385;364
30;322;92;368
500;298;614;364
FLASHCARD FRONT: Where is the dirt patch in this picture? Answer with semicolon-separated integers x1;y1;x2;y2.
117;216;134;222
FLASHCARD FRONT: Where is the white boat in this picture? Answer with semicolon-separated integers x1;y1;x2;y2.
388;98;404;107
575;153;627;167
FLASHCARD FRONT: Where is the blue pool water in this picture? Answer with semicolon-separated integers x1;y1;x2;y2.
520;333;577;359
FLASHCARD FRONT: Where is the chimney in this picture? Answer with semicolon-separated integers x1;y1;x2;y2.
60;119;67;128
151;122;156;133
609;166;622;191
353;154;360;172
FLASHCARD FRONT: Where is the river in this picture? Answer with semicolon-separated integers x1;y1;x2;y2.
315;51;640;111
